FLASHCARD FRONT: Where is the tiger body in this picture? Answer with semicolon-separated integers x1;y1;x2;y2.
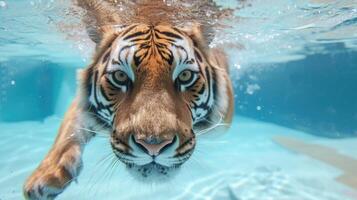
23;3;234;199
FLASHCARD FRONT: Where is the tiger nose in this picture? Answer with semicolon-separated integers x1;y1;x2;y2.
132;135;176;156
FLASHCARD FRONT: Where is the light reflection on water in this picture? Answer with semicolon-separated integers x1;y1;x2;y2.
0;0;356;65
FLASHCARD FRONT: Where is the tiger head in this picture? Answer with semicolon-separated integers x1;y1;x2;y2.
80;23;233;180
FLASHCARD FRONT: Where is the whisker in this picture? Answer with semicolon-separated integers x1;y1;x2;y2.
194;109;230;136
75;127;109;138
84;146;114;197
52;116;110;145
91;156;117;197
94;152;115;169
196;123;227;136
102;157;118;196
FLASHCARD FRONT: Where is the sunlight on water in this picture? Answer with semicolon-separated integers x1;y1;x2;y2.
218;0;357;66
0;0;356;66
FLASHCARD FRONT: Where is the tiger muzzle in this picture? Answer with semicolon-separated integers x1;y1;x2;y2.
111;89;195;171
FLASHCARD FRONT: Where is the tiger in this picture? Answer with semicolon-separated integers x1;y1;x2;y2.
23;1;234;200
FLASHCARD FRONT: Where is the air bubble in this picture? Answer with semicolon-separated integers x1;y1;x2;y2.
234;63;241;69
246;84;261;95
0;1;7;8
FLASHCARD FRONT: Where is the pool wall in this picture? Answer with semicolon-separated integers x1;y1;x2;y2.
0;57;81;121
1;49;356;138
233;48;357;138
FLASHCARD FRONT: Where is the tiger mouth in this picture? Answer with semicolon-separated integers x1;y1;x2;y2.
111;133;195;180
126;162;181;179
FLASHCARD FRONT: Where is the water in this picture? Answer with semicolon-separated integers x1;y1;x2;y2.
1;0;357;199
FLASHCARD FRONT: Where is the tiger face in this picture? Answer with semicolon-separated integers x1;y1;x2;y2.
81;23;233;180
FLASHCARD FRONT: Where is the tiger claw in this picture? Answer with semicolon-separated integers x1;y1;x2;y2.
24;145;82;200
24;183;63;200
23;170;68;200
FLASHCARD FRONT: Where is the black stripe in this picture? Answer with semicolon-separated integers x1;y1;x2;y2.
175;137;195;157
93;73;113;120
123;30;150;41
211;66;218;102
172;27;185;35
205;67;212;104
156;47;173;65
120;25;138;38
172;44;189;64
117;45;133;66
102;50;111;64
155;29;183;40
93;72;101;109
154;32;177;43
197;83;205;95
85;67;93;97
134;48;150;67
87;105;111;128
100;84;110;101
193;67;212;111
194;49;203;62
130;33;151;42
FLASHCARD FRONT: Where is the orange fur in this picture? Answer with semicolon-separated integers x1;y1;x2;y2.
24;2;234;199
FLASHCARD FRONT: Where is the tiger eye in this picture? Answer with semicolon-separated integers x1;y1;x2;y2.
178;70;192;82
114;70;128;83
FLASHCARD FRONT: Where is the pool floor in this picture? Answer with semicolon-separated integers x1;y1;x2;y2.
0;116;356;200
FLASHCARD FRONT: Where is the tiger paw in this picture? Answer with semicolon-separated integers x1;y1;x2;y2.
23;163;77;200
24;145;82;200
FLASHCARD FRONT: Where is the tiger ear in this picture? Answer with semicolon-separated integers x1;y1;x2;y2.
77;0;123;44
179;22;214;50
86;25;126;44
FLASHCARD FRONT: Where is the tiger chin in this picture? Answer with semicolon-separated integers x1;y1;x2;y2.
23;22;233;200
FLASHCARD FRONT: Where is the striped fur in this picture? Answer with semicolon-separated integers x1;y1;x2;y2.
23;23;233;199
83;24;232;130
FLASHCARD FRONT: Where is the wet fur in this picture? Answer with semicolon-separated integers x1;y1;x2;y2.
23;1;234;199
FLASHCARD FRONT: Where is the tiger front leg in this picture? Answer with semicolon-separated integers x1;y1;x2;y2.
23;101;93;200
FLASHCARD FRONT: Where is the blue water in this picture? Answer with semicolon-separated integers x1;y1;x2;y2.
1;0;357;199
